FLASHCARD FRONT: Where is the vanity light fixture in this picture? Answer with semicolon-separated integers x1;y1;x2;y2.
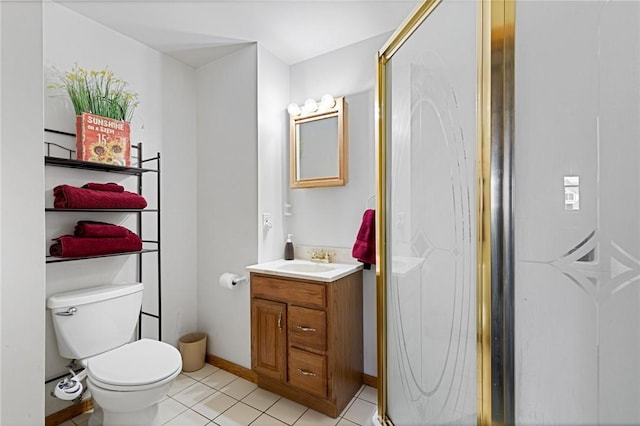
287;94;336;116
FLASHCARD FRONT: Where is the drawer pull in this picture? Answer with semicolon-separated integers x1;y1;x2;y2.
296;325;317;332
297;368;317;377
278;313;282;332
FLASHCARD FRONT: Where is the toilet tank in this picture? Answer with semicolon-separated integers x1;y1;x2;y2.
47;283;144;359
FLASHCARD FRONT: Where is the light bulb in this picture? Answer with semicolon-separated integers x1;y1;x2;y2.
303;98;318;114
287;103;301;116
320;94;335;109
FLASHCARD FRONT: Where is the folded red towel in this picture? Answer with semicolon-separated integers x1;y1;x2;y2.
82;182;125;193
74;221;130;238
53;184;147;209
49;231;142;257
352;209;376;265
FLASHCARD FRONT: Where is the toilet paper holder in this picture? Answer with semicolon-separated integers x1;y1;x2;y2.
231;275;248;285
219;272;248;289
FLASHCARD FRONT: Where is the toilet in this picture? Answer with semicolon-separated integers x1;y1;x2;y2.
47;283;182;426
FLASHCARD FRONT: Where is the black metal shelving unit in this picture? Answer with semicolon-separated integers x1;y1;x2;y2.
44;128;162;341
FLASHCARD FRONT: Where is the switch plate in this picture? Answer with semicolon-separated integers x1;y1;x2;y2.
564;175;580;211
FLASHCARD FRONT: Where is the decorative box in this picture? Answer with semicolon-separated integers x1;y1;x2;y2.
76;112;131;166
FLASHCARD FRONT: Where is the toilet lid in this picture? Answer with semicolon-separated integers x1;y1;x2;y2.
88;339;182;387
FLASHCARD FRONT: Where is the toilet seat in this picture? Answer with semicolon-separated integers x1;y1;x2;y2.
87;338;182;391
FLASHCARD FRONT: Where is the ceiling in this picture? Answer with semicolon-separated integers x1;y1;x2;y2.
56;0;419;68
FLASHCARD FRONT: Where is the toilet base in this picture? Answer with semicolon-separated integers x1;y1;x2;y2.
88;401;160;426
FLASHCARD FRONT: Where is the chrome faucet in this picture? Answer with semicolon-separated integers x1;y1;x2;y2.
309;249;335;263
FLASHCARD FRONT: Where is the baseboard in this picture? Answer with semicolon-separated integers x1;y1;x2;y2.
206;353;257;383
206;354;376;390
363;373;378;388
45;399;93;426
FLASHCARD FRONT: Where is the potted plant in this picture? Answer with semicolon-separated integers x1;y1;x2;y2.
51;64;139;166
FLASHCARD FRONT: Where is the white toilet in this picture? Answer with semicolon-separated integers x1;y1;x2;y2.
48;282;182;426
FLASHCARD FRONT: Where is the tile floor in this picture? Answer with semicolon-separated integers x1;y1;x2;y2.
62;363;377;426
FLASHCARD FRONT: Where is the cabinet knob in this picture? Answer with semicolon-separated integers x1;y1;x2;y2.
297;368;317;377
295;325;317;332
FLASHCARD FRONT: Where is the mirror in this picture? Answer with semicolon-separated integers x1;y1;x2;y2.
290;97;347;188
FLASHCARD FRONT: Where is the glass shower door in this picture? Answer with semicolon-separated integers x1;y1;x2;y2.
514;1;640;424
381;1;478;424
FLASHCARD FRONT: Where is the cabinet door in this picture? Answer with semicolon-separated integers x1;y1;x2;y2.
252;298;287;381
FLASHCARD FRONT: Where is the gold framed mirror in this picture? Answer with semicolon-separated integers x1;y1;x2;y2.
290;96;347;189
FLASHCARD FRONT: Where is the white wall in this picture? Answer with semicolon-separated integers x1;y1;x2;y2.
287;33;390;377
43;3;198;416
196;45;258;368
0;1;45;424
257;46;290;262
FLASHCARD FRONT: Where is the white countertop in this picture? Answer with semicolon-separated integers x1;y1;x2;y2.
246;259;363;283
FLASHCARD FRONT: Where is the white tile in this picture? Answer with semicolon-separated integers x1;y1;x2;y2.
193;391;237;420
342;399;376;426
357;386;377;405
251;413;289;426
164;409;210;426
241;387;281;412
293;408;339;426
184;363;220;381
213;402;261;426
336;419;358;426
265;398;307;425
158;397;188;424
72;410;92;425
201;369;239;390
220;377;258;400
59;421;75;426
174;382;217;407
169;374;198;396
339;398;355;418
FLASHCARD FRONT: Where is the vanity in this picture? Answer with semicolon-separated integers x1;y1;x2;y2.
246;259;363;418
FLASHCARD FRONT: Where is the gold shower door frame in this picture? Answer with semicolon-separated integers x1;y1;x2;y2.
375;0;515;424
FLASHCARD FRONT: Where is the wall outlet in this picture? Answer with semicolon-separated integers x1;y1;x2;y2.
262;213;272;230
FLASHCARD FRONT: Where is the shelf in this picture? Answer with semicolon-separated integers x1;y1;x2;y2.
45;156;156;175
44;137;163;341
45;208;158;213
46;248;159;264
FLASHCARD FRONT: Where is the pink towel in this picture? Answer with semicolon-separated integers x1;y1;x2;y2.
82;182;124;193
74;221;130;238
49;231;142;258
53;184;147;209
352;209;376;265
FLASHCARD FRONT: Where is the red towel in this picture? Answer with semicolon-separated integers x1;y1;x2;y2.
49;231;142;257
53;184;147;209
74;221;130;238
82;182;124;193
352;209;376;265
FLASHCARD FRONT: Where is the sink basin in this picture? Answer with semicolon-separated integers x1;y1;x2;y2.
277;263;335;273
246;259;363;282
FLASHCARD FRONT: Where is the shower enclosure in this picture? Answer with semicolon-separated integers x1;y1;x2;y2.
376;0;640;424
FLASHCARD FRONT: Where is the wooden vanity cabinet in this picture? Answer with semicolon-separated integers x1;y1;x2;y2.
250;270;363;418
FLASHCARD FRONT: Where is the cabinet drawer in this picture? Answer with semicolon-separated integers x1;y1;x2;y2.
289;306;326;352
288;347;327;398
251;275;326;308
